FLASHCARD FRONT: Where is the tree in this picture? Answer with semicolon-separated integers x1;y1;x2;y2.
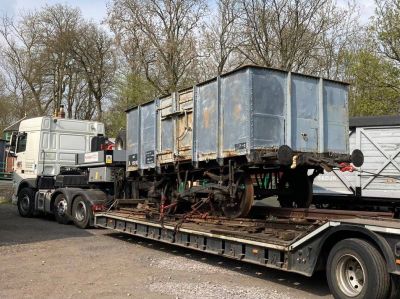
103;72;157;136
0;74;20;132
0;4;116;120
347;49;400;116
344;0;400;116
200;0;242;76
108;0;206;94
0;13;49;116
237;0;360;78
375;0;400;64
72;22;116;120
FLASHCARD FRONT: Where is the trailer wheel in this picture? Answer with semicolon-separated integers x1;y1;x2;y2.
54;194;70;224
17;187;35;217
72;197;92;229
326;238;390;299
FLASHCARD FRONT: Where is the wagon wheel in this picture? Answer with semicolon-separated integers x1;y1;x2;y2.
164;182;191;215
221;174;254;218
278;170;312;208
161;182;178;215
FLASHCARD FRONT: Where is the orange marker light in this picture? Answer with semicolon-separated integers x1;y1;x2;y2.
396;259;400;265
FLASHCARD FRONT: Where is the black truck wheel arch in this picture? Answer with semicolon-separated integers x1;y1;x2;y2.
70;189;108;227
51;188;108;226
16;179;37;195
51;188;107;214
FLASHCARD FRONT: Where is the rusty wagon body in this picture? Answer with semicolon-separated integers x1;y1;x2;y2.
124;65;361;215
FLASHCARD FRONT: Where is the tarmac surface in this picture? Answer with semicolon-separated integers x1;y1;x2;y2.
0;203;333;299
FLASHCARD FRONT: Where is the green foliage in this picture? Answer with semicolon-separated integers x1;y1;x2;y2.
347;50;400;116
0;76;20;134
103;73;156;137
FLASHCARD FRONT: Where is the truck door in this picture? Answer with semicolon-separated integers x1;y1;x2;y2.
15;132;28;175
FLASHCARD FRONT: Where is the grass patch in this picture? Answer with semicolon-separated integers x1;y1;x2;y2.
0;197;11;204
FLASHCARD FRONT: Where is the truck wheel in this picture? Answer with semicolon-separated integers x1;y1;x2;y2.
389;275;400;299
326;238;390;299
17;187;35;217
54;194;70;224
72;196;92;229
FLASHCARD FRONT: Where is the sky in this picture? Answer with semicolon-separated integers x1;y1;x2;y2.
0;0;377;25
0;0;108;23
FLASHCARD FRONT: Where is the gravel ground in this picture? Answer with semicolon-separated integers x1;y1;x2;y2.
0;203;333;299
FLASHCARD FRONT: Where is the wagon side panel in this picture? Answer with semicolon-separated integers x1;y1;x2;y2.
126;108;140;172
193;80;218;162
251;68;286;150
220;68;250;158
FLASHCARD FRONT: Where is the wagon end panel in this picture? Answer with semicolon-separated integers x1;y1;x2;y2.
139;101;156;170
126;108;140;172
250;68;286;152
193;80;218;162
323;81;349;154
290;74;319;153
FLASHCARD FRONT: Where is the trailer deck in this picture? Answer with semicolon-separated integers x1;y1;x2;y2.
95;206;400;278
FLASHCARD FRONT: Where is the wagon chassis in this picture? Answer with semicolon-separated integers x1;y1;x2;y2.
122;146;361;219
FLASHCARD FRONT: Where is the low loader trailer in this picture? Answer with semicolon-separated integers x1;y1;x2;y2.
95;205;400;299
12;129;400;299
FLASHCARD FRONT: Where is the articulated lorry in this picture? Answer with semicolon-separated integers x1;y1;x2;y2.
11;111;107;226
11;67;400;299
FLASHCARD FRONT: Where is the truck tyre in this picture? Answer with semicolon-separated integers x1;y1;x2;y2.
17;187;35;217
72;196;92;229
54;194;70;224
326;238;390;299
389;275;400;299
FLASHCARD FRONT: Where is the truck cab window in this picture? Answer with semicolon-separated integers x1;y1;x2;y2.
16;133;27;153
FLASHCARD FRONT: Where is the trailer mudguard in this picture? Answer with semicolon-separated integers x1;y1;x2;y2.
51;188;108;221
307;224;398;275
69;189;108;215
70;189;109;226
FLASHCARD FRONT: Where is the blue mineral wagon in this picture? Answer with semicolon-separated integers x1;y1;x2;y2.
125;65;363;217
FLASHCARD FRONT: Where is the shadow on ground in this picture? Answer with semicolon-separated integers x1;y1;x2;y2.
0;204;93;246
106;231;331;298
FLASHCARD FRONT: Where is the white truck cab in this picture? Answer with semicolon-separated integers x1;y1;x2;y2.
12;115;105;216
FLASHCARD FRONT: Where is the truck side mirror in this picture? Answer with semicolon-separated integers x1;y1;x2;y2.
9;132;17;153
